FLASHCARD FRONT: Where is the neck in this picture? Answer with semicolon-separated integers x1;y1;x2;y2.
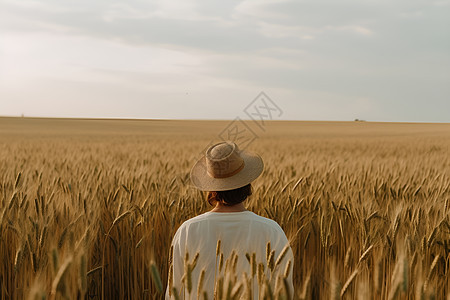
211;202;247;213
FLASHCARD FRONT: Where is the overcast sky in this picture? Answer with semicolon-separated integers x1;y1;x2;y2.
1;0;449;122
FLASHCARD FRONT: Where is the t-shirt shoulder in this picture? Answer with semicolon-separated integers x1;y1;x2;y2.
248;213;287;237
177;211;285;234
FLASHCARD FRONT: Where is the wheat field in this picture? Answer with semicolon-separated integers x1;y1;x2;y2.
0;117;449;299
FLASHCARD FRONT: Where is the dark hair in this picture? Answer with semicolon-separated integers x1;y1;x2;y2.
207;184;252;206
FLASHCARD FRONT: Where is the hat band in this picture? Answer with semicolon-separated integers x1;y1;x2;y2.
208;161;245;179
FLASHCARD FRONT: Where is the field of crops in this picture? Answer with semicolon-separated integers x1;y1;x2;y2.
0;117;449;299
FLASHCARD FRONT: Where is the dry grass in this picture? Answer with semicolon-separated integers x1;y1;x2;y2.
0;117;449;299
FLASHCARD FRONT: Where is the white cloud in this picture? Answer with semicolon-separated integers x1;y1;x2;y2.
324;25;373;36
432;0;450;6
102;3;152;22
257;22;318;39
233;0;291;20
350;25;373;36
399;10;424;18
0;32;204;87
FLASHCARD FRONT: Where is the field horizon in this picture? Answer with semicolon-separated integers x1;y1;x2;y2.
2;115;450;124
2;116;450;137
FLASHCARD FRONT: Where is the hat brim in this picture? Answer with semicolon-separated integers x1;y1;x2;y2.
190;150;264;191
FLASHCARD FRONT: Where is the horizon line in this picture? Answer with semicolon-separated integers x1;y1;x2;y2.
0;115;449;125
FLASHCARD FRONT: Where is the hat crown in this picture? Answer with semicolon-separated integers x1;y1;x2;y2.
206;141;244;178
209;143;234;160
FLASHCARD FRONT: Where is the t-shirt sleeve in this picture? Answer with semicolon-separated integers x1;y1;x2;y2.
271;222;295;298
165;226;186;299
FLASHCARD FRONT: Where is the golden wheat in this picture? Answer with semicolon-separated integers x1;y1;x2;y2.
0;117;449;299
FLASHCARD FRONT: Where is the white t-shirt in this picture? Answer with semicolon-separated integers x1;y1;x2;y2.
166;211;294;299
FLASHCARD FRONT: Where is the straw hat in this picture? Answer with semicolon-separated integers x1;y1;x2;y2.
190;141;264;191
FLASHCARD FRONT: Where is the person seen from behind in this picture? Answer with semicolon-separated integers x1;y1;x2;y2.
166;141;294;299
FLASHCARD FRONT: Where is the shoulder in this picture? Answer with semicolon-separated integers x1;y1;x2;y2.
178;211;212;227
171;212;211;237
178;211;285;231
171;211;288;243
247;212;287;235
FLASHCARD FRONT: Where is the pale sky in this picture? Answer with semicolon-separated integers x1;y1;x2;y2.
1;0;449;122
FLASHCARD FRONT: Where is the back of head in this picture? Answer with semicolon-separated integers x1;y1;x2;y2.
207;184;252;206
